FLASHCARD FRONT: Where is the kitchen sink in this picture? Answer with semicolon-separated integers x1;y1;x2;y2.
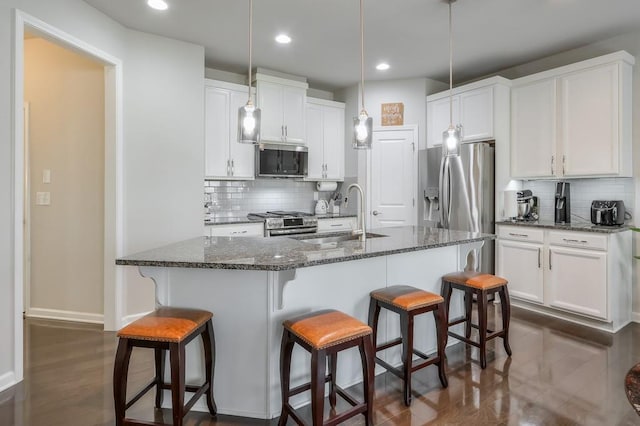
295;232;387;244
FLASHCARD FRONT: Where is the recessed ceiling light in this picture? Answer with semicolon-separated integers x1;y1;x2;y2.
275;34;292;44
147;0;168;11
376;63;390;71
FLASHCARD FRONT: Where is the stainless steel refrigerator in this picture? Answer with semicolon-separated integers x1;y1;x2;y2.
420;141;495;273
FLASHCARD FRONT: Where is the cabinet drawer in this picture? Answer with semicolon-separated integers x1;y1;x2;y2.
209;223;264;237
497;226;544;243
548;231;607;251
317;217;357;233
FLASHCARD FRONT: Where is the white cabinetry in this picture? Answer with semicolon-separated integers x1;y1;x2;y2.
205;80;255;180
510;51;634;179
427;83;498;148
255;74;308;144
496;224;631;332
207;222;264;237
317;217;357;233
306;98;345;181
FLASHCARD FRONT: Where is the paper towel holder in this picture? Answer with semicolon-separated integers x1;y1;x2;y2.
316;181;338;192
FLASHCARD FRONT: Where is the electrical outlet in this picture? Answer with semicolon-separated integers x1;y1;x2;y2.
313;191;319;201
36;192;50;206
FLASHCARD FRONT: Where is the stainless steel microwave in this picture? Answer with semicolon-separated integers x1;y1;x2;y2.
256;143;308;178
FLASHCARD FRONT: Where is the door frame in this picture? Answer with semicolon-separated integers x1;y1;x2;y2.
365;125;418;228
12;10;124;384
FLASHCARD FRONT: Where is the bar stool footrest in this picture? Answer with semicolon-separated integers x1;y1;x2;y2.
125;379;158;410
376;337;403;352
123;418;170;426
448;331;480;348
448;316;467;327
288;375;333;397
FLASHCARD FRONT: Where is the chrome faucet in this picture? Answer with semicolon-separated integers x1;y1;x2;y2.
347;183;367;242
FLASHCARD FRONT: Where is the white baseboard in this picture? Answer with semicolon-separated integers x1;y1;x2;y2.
26;307;103;324
120;311;153;327
0;371;17;394
632;312;640;323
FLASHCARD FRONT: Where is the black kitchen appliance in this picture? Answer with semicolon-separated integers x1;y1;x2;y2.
256;143;308;178
591;200;626;226
554;182;571;224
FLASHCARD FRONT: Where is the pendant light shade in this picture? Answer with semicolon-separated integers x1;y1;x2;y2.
353;0;372;149
238;0;261;144
442;0;460;157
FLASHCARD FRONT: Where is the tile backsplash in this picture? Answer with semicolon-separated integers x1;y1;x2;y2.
522;178;634;223
204;179;353;220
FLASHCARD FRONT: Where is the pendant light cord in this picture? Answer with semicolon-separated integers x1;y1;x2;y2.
360;0;365;113
448;0;453;127
248;0;253;104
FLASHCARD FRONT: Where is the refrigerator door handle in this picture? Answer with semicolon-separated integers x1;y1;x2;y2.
438;157;450;228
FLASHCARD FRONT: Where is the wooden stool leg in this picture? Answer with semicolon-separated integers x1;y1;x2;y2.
499;286;513;356
154;348;166;409
434;304;448;388
328;353;337;409
441;279;453;346
464;292;473;338
169;342;186;426
278;331;294;426
311;349;327;426
367;299;381;351
400;311;414;406
201;320;218;415
477;290;488;369
113;339;133;426
359;335;375;426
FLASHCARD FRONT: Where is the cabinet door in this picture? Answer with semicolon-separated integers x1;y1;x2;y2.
257;81;284;142
511;80;558;178
460;87;493;142
322;105;345;180
228;89;255;179
560;64;619;177
547;246;607;320
209;222;264;237
282;86;306;144
305;103;324;179
427;96;459;148
204;86;231;178
497;239;544;304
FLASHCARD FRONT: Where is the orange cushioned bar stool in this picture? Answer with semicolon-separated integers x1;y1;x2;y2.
279;309;375;426
368;285;448;406
441;272;512;369
113;307;217;426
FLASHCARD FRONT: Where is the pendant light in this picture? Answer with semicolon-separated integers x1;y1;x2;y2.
443;0;460;157
353;0;372;149
238;0;261;144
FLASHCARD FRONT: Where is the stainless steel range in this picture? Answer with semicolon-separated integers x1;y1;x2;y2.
247;211;318;237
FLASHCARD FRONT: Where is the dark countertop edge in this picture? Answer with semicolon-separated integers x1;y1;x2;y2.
115;235;494;271
495;221;630;234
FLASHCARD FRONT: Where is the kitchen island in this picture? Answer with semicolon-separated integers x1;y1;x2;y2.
116;226;494;419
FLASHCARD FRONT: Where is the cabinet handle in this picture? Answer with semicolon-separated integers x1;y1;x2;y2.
538;248;541;269
285;125;288;138
508;232;529;238
231;159;234;176
562;155;566;176
231;230;248;235
549;250;552;270
562;238;588;244
551;155;555;175
330;224;343;227
227;159;230;176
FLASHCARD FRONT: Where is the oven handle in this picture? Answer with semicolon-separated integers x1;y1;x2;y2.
268;227;318;236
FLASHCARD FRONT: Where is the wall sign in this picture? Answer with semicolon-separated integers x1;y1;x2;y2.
381;102;404;126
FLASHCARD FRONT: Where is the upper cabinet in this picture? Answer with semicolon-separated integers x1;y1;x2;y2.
204;79;255;180
426;81;504;148
306;98;345;181
511;51;634;179
255;73;308;144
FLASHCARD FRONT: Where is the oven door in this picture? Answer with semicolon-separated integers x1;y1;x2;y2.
256;143;308;178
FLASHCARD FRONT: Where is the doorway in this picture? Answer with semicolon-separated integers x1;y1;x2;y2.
13;10;124;385
368;126;418;228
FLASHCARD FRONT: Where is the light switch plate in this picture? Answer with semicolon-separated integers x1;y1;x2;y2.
36;192;50;205
42;169;51;184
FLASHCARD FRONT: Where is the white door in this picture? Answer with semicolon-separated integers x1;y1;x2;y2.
370;128;416;228
305;102;324;179
547;246;608;319
460;86;493;142
497;239;544;304
322;105;344;180
204;86;231;178
228;89;256;179
511;79;558;178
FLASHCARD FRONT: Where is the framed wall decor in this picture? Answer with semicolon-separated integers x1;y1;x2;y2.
381;102;404;126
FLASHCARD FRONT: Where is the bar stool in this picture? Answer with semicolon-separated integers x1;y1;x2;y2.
368;285;448;406
113;307;217;426
441;271;512;369
279;309;375;426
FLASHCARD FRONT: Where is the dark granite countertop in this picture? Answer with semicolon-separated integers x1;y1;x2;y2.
496;220;630;234
116;226;495;271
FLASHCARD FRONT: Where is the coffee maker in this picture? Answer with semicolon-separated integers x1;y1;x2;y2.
554;182;571;224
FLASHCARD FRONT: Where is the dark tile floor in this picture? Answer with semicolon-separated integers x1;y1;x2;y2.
0;306;639;425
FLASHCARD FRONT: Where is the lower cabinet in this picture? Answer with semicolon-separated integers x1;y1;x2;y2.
317;217;357;233
496;225;631;330
207;222;264;237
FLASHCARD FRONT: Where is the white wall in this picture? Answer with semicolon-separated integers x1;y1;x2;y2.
24;37;105;321
0;0;205;391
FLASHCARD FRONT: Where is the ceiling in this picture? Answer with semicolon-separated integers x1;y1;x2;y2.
83;0;640;91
